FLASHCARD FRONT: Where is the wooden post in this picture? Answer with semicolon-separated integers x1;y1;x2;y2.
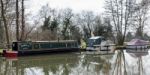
140;46;142;51
136;46;137;51
107;46;109;54
100;46;101;51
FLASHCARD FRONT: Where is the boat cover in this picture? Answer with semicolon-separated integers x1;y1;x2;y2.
127;39;148;45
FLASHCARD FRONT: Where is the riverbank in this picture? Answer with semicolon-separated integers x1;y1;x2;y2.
0;49;8;56
0;49;2;56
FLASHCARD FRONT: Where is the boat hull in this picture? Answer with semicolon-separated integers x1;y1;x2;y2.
3;50;18;58
3;48;80;57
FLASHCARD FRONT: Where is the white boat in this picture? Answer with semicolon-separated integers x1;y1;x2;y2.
86;36;115;54
95;40;114;49
86;36;105;51
126;39;149;53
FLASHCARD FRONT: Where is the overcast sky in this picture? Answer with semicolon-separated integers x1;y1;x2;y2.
26;0;105;15
25;0;150;34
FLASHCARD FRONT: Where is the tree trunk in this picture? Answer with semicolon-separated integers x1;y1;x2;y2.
16;0;19;41
20;0;25;41
0;19;4;46
0;0;10;49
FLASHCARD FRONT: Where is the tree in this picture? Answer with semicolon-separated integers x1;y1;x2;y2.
0;0;17;48
20;0;25;41
61;8;73;40
39;4;52;19
105;0;135;45
77;11;95;39
23;21;37;40
0;19;4;47
69;25;82;40
0;0;10;48
42;16;51;31
41;16;59;32
16;0;19;41
143;33;150;40
126;32;133;41
36;4;61;40
132;0;150;39
50;18;59;32
94;16;113;39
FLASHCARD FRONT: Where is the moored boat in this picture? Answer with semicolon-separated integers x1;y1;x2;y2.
3;50;18;58
86;36;105;51
126;39;149;53
3;40;79;57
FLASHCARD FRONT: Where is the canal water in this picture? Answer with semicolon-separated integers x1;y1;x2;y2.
0;50;150;75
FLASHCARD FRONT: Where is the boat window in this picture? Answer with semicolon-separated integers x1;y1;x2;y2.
69;43;71;47
19;42;32;50
33;43;39;49
87;38;102;47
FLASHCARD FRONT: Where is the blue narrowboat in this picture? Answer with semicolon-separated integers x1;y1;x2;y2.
3;40;79;57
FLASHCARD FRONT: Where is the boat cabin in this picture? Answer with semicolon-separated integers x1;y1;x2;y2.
12;40;79;51
86;36;105;50
3;40;79;57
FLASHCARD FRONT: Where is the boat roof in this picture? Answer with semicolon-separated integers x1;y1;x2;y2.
127;39;148;45
13;40;77;43
34;40;77;42
89;36;103;39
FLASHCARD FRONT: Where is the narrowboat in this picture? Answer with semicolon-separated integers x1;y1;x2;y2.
3;40;79;57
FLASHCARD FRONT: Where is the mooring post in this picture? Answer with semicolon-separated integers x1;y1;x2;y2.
107;45;109;54
136;46;137;51
100;46;101;51
140;46;142;51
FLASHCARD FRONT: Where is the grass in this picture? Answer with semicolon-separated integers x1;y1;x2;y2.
0;49;12;52
0;49;3;56
0;49;3;53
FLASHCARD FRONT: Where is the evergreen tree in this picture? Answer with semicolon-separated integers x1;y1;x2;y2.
42;16;51;31
50;18;59;32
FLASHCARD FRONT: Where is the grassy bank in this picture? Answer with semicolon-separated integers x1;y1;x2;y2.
0;49;3;56
0;49;3;53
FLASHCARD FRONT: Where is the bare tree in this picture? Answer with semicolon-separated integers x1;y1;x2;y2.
77;11;95;39
0;18;4;47
0;0;10;48
24;23;37;40
133;0;150;39
105;0;135;45
20;0;25;41
16;0;19;41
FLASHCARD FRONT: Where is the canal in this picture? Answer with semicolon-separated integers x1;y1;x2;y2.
0;50;150;75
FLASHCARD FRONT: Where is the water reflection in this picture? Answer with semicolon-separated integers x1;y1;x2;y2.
126;50;148;75
112;50;127;75
0;50;150;75
112;49;149;75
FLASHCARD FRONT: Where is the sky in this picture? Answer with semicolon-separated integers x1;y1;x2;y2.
25;0;150;34
26;0;105;15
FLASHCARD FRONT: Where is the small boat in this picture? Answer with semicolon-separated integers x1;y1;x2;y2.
3;50;18;58
3;40;79;57
126;39;149;53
